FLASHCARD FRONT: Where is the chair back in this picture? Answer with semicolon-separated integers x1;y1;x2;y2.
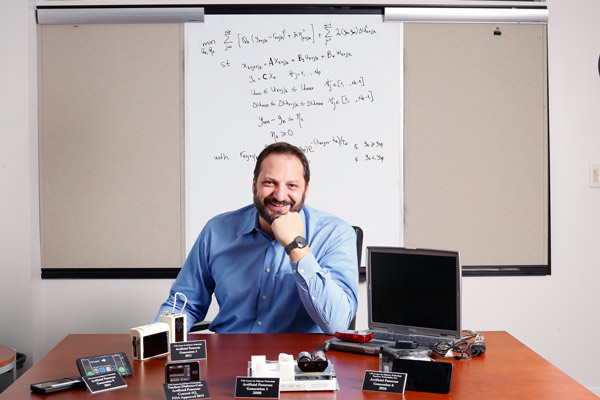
348;226;363;330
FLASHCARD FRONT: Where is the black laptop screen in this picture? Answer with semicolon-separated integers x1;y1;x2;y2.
368;248;460;336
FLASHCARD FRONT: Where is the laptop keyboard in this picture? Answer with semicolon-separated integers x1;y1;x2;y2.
371;331;454;348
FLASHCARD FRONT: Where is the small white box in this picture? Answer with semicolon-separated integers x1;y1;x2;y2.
130;322;170;360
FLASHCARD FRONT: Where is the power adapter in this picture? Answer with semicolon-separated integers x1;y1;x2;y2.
470;340;486;356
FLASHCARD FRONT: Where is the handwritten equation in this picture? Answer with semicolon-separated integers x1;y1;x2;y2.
212;139;385;164
186;15;400;167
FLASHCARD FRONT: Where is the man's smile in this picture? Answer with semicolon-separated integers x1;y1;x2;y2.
265;198;293;212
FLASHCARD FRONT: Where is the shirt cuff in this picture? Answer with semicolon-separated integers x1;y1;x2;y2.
290;252;320;281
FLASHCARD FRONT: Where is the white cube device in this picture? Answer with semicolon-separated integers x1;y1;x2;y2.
130;322;170;361
160;312;187;343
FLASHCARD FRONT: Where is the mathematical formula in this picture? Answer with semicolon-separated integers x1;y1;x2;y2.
187;15;400;166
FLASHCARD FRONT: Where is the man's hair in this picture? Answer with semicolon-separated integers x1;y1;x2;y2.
253;142;310;184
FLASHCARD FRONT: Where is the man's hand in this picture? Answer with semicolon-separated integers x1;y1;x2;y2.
271;211;304;247
271;212;310;262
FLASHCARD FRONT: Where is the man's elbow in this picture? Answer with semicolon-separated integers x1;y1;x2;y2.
323;312;355;335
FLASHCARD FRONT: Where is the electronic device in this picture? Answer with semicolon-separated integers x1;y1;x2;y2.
378;345;432;362
165;361;200;383
160;312;187;343
76;352;133;377
130;322;170;360
396;340;418;349
327;247;461;355
249;353;337;391
30;376;84;394
296;350;328;373
388;358;453;394
470;339;486;356
160;292;188;343
335;330;373;343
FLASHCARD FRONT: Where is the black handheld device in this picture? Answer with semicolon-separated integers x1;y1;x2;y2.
76;352;133;377
30;376;84;394
391;358;453;394
165;361;200;383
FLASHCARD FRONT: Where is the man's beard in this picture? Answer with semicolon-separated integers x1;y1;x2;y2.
253;190;306;225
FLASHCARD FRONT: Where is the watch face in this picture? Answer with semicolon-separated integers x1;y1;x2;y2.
285;236;307;254
295;236;308;248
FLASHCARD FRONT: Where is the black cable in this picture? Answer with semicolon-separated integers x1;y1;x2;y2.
430;339;471;359
429;330;485;359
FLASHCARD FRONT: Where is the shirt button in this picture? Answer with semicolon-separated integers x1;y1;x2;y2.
311;296;316;300
299;269;305;273
262;295;267;300
293;269;297;274
258;321;262;326
266;268;271;273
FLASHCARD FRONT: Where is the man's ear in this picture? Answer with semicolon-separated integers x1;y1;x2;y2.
252;179;256;193
304;182;310;198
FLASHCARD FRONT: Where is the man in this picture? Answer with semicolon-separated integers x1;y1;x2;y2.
155;142;358;334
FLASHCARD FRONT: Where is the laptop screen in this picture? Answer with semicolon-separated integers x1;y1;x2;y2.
367;247;461;339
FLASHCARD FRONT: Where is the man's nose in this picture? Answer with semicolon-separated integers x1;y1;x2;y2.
272;184;287;200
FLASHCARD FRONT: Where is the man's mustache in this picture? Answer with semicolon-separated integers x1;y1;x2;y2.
264;198;294;207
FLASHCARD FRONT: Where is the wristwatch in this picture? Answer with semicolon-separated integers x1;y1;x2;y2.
284;236;308;254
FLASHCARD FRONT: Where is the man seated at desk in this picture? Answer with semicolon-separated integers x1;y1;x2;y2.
154;142;358;334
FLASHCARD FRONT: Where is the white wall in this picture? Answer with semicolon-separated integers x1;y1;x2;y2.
1;0;599;396
0;0;36;372
368;3;600;395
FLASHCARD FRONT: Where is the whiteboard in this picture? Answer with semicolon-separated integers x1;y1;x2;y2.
185;14;403;259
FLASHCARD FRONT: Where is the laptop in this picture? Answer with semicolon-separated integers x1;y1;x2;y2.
327;247;462;355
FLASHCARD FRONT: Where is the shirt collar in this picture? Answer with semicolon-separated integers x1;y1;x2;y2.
238;206;259;235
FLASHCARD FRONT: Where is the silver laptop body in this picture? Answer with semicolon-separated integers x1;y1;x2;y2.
328;247;461;355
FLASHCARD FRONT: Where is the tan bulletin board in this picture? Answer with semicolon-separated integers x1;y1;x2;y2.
403;23;549;274
38;23;185;274
37;17;548;277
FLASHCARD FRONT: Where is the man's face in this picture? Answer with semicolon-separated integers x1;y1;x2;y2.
253;153;308;225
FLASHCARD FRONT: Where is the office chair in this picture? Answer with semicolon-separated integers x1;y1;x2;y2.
189;225;363;332
348;225;362;330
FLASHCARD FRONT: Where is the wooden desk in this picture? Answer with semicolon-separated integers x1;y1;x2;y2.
1;331;596;399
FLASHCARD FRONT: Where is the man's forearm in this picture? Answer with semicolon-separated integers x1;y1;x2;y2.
292;251;358;334
288;246;310;262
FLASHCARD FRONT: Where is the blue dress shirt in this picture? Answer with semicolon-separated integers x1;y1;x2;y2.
155;204;358;334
